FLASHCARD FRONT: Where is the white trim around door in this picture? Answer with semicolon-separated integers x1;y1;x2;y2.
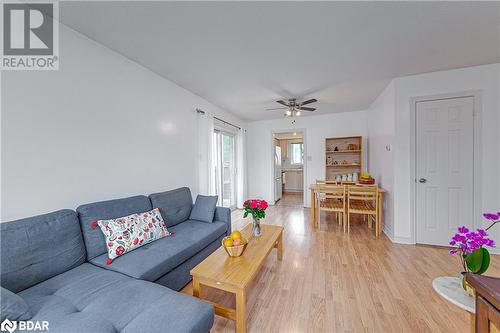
270;129;308;207
409;90;482;245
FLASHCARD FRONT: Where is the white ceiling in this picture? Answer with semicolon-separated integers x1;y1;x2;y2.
60;1;499;121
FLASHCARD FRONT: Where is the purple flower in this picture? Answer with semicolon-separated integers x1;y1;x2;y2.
485;239;496;247
483;213;499;221
449;225;495;257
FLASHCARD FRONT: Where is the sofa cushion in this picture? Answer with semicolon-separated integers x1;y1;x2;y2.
1;209;86;292
90;220;228;281
19;263;214;333
96;208;170;261
77;195;152;260
190;195;218;223
149;187;193;227
1;287;32;321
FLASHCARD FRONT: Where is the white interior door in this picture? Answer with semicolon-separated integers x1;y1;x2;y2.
415;96;474;246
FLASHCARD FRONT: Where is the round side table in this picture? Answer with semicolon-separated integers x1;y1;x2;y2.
433;276;475;332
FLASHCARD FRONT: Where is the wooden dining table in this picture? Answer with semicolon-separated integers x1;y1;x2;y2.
309;183;387;234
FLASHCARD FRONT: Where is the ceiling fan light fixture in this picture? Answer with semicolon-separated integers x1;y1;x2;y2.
269;98;317;118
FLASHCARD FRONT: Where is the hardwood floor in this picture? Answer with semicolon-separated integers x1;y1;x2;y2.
276;192;304;207
182;204;500;332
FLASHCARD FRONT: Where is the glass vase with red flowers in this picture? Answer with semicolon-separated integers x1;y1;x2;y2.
243;199;268;237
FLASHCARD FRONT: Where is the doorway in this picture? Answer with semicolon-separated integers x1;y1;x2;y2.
213;129;236;209
272;130;306;207
414;95;476;246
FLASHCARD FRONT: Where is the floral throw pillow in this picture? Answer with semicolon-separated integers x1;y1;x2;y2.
91;208;170;264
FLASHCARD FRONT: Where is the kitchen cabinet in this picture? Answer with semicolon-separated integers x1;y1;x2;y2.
283;170;303;192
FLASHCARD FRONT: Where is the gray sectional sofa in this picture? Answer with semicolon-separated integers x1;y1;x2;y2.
1;187;231;333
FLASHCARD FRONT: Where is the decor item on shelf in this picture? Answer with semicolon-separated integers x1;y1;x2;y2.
341;160;348;165
347;174;353;181
243;199;268;237
334;146;339;151
341;174;347;182
358;172;375;185
326;156;333;166
222;230;248;257
448;216;497;296
335;175;341;181
347;143;358;150
352;173;358;182
333;160;339;165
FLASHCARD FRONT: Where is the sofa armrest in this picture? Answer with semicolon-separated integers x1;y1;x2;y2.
214;207;231;236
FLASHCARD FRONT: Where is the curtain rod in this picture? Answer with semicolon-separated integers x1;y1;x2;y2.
196;108;241;130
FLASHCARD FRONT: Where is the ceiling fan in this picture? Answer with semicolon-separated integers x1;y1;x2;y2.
266;98;317;117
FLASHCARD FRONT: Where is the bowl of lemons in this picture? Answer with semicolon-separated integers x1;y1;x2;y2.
222;230;248;257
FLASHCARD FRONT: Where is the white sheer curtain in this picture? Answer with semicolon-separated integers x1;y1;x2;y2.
236;128;247;208
197;111;216;196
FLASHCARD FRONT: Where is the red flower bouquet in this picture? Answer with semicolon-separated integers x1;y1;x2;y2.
243;199;268;237
243;199;268;219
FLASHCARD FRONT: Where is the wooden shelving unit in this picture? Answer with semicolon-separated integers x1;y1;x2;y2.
325;136;362;181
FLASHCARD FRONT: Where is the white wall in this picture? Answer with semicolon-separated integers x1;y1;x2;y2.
391;64;500;246
247;111;368;206
366;81;396;239
1;25;245;221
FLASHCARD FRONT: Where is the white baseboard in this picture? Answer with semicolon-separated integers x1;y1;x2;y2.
382;225;415;244
489;247;499;255
392;235;415;244
382;224;394;241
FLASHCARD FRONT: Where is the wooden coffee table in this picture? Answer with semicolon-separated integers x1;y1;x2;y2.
190;223;284;333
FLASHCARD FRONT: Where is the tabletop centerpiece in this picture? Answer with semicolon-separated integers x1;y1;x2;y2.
243;199;268;237
448;211;498;296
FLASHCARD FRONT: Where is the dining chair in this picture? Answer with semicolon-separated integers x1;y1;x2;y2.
315;185;346;231
347;186;379;236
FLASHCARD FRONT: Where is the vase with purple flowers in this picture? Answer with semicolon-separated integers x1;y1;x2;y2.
448;212;498;296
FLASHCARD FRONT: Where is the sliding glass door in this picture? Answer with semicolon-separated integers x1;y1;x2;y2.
213;129;236;208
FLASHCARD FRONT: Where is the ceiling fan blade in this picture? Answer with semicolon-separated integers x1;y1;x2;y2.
276;100;289;107
298;107;316;111
300;98;317;106
266;107;288;111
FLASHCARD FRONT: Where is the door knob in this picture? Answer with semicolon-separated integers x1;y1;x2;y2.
419;178;427;183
